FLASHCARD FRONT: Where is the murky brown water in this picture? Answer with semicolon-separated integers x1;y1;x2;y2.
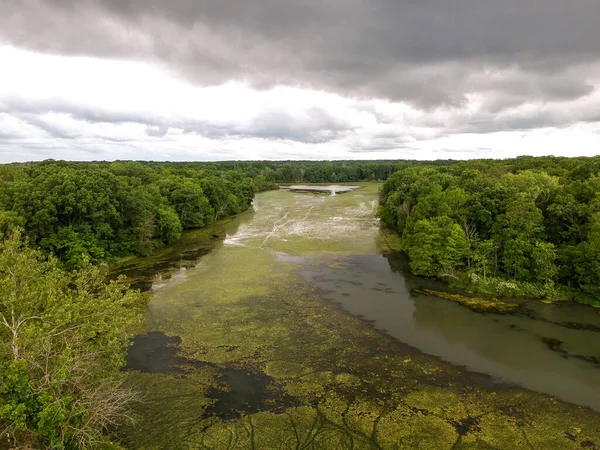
299;253;600;412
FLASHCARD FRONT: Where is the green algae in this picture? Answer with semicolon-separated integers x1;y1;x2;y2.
414;288;522;314
117;184;600;449
376;229;404;254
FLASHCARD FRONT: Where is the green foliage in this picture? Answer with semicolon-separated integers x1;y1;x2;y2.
156;205;182;244
531;241;558;285
0;159;423;270
0;161;264;268
404;216;469;277
377;156;600;305
0;232;140;449
0;210;24;239
472;239;497;280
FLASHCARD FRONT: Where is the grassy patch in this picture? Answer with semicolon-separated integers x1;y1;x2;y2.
414;288;522;314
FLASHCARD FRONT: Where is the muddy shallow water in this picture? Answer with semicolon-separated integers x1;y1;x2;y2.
116;183;600;449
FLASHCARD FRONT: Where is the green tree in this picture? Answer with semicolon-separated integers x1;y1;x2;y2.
168;182;213;229
404;219;440;276
404;216;469;277
439;221;471;273
0;232;140;449
502;238;531;280
531;241;558;284
473;240;497;280
156;205;182;245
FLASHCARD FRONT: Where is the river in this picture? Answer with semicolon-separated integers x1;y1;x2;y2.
116;183;600;449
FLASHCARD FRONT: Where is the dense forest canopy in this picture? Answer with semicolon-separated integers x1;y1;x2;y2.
0;160;415;268
0;161;263;268
378;155;600;306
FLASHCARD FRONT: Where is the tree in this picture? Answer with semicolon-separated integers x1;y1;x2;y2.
199;177;229;221
494;194;543;279
500;170;559;206
156;205;182;245
473;240;497;280
169;183;213;229
376;156;600;304
404;219;439;276
438;220;471;273
531;242;558;284
0;232;140;449
404;216;469;277
0;211;24;239
502;238;531;280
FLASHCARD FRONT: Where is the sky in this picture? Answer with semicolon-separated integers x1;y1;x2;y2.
1;1;600;162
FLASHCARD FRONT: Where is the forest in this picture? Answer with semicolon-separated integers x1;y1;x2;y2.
378;155;600;306
0;160;413;270
0;232;141;449
2;155;600;448
0;161;265;269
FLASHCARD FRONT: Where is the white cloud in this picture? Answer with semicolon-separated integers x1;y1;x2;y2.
0;45;599;162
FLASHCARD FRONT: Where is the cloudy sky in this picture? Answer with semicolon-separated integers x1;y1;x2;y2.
1;0;599;162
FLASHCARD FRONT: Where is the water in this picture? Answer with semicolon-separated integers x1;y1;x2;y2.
279;184;361;194
117;183;600;449
299;253;600;411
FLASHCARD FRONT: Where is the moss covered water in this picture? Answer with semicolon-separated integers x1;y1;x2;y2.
117;184;600;449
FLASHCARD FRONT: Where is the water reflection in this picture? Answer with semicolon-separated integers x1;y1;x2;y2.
300;253;600;412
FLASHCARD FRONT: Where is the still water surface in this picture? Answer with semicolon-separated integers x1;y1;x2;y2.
299;253;600;411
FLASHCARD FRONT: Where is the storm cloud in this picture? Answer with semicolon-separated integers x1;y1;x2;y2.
0;0;599;161
2;0;600;109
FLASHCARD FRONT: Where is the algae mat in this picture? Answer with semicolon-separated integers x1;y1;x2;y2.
119;185;600;449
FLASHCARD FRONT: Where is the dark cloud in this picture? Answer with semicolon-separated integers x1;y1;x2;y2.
1;0;599;109
347;141;415;153
0;96;165;127
450;103;600;135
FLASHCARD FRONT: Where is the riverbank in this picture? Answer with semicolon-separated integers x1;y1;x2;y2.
378;228;600;308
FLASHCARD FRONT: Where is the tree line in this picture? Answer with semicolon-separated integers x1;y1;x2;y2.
108;160;451;183
0;161;277;269
378;155;600;306
0;159;421;269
